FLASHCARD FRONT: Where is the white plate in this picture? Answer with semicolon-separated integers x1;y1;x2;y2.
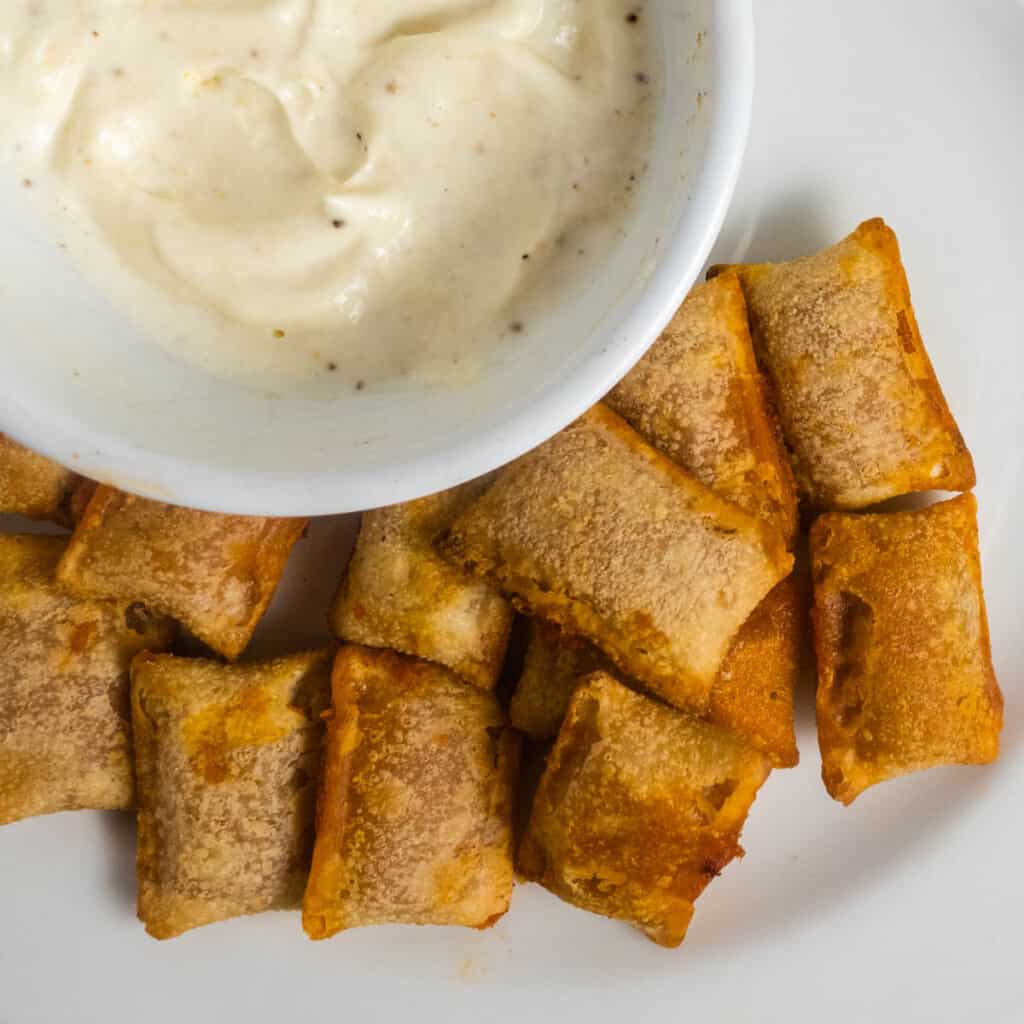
2;2;1022;1021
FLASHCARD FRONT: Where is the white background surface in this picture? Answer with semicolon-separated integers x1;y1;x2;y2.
2;2;1023;1021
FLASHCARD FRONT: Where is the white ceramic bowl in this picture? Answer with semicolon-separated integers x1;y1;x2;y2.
0;1;754;516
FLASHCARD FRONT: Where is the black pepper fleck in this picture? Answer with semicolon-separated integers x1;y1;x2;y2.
355;379;366;391
635;72;649;85
509;321;525;334
327;362;338;372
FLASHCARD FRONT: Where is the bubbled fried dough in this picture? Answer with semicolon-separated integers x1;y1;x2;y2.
441;405;793;714
716;219;975;510
810;494;1002;804
0;434;81;525
303;646;517;938
132;650;330;939
0;535;175;825
331;479;513;690
519;673;771;948
607;273;798;546
57;486;307;659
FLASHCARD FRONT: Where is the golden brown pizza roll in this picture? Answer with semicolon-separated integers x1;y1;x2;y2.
716;219;975;510
57;485;307;659
331;480;513;690
510;577;801;767
131;650;330;939
710;576;803;769
441;404;793;714
0;535;174;825
0;434;81;525
607;273;798;546
519;672;771;948
303;645;517;939
810;494;1002;804
509;620;611;740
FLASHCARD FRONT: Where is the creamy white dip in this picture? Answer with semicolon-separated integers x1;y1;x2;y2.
0;1;655;391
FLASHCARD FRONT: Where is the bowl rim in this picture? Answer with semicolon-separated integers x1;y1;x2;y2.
2;0;755;517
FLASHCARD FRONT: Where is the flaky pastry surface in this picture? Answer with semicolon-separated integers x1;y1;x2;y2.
0;434;80;524
132;650;330;938
0;535;174;825
58;486;306;659
608;274;798;545
442;405;793;713
510;577;800;767
519;673;771;947
719;219;974;509
303;646;517;938
810;494;1002;803
332;480;512;690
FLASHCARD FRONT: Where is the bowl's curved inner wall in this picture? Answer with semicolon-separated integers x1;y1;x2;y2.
0;0;720;512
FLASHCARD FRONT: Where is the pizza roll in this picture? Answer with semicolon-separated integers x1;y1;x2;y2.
132;650;330;939
810;494;1002;804
0;434;81;525
331;480;513;690
710;576;802;769
716;219;975;510
509;619;611;740
303;646;517;938
441;404;793;714
607;273;798;546
0;535;174;825
58;485;307;659
519;672;771;948
510;578;801;767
